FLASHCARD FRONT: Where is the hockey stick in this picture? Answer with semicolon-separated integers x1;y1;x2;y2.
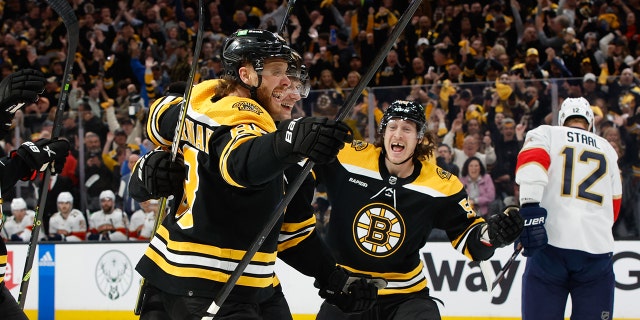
278;0;297;35
133;0;205;315
18;0;78;309
491;244;522;291
202;1;423;318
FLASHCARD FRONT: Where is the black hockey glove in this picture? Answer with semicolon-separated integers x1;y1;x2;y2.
481;206;524;248
0;69;46;134
516;203;548;257
315;266;386;314
274;117;353;164
12;139;70;176
136;149;186;198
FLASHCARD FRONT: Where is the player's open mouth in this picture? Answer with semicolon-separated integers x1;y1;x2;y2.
391;142;405;152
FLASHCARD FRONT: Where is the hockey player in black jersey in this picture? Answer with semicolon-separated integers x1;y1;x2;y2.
312;100;524;320
130;29;380;319
0;70;70;319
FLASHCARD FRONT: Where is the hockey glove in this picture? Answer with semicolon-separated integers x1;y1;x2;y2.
516;203;548;257
481;206;524;248
0;69;46;133
136;149;186;198
12;139;70;176
274;117;353;164
315;266;386;314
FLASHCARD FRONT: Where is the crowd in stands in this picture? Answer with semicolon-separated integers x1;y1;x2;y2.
1;0;640;242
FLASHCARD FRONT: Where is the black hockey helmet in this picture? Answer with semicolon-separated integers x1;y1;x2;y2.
222;29;292;80
286;51;310;98
378;100;427;139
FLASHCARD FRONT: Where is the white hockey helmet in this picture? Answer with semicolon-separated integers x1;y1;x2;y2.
558;97;594;131
11;198;27;211
57;192;74;203
99;190;116;201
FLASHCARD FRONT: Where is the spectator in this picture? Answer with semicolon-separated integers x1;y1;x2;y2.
88;190;129;241
436;143;460;176
119;153;141;217
81;151;118;213
47;192;87;241
459;156;496;216
449;134;496;170
491;117;526;207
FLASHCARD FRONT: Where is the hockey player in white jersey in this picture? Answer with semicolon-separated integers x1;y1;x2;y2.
48;192;87;241
88;190;129;241
1;198;39;242
515;97;622;320
128;199;159;240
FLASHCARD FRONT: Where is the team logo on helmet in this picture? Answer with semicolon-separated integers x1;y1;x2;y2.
95;250;133;300
232;101;263;115
352;202;405;258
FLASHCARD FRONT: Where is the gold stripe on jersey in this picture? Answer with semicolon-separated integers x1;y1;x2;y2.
155;226;276;262
145;226;277;287
451;219;485;259
219;124;265;188
340;262;428;295
0;254;6;283
147;94;182;147
278;216;316;251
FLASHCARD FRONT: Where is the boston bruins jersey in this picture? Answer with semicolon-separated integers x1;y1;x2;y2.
136;80;335;303
314;140;485;296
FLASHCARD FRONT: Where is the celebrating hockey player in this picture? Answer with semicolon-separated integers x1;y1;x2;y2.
309;100;524;319
515;97;622;319
130;29;380;319
0;69;70;319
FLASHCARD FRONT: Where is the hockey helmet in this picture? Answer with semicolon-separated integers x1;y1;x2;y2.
558;97;594;131
222;29;292;80
57;192;74;203
286;51;310;98
11;198;27;211
379;100;427;139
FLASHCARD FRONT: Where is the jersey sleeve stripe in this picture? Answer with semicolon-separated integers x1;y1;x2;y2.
147;95;181;147
613;197;621;222
516;147;551;172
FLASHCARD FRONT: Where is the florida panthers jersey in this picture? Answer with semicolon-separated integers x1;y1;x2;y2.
1;210;37;241
88;209;129;241
314;140;485;296
128;210;156;240
516;125;622;254
48;209;87;241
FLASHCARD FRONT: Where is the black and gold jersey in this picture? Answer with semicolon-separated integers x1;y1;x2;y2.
138;79;290;303
136;80;335;304
314;140;485;296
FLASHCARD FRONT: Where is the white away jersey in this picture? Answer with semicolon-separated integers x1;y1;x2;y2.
49;209;87;241
516;125;622;254
1;210;38;241
128;210;156;240
89;209;129;241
